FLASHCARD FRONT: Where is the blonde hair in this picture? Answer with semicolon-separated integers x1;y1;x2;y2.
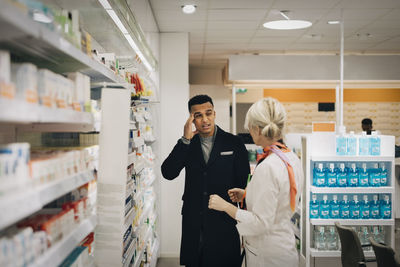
244;97;286;140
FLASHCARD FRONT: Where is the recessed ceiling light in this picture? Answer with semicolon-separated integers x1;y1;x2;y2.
328;21;340;25
263;20;312;30
182;4;197;14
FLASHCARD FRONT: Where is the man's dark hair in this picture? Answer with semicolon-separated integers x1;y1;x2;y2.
362;118;372;125
188;95;214;112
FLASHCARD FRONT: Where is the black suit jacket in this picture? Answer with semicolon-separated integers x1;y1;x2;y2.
161;126;250;267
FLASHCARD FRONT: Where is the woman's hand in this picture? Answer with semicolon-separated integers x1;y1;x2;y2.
208;194;229;212
228;188;245;202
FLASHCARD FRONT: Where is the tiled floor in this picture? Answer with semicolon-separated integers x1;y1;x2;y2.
156;258;180;267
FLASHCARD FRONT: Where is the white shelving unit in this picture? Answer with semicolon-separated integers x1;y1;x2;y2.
0;170;95;230
310;248;375;258
0;0;130;85
95;88;159;267
301;133;396;267
29;215;97;267
0;2;109;266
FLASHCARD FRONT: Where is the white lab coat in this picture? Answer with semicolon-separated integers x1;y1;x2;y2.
235;151;303;267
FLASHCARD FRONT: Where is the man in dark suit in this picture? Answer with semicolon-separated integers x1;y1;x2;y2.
161;95;250;267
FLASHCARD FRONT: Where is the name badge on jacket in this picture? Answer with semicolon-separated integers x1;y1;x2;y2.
220;151;234;155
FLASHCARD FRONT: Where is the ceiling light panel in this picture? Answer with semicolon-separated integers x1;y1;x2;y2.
263;20;312;30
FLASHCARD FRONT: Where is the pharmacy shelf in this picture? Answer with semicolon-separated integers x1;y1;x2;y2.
0;170;94;230
128;152;137;166
0;98;95;131
133;226;153;267
0;1;129;86
310;186;395;194
149;239;160;267
311;156;393;162
310;248;375;258
124;206;136;234
310;219;394;226
123;238;137;267
29;215;97;267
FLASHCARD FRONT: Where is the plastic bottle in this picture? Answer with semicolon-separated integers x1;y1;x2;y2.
372;226;385;244
326;163;337;187
319;195;330;219
369;163;381;187
336;133;347;156
370;132;381;156
370;195;380;219
314;163;326;187
347;163;359;187
337;163;347;187
350;195;360;219
358;226;371;251
326;226;338;250
380;163;388;186
360;195;370;219
340;195;350;219
315;226;327;250
329;195;340;219
359;131;370;156
347;131;357;156
310;194;320;219
358;163;369;187
380;195;391;219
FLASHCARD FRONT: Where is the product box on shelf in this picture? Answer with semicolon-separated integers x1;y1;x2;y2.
11;63;38;103
67;72;91;111
0;143;30;194
0;226;47;267
37;69;57;108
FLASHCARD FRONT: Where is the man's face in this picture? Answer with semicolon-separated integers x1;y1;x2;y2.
190;102;216;137
362;124;372;133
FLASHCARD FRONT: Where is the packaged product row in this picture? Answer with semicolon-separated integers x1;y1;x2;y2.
309;193;392;219
59;242;93;267
123;188;156;265
0;50;91;111
0;189;92;267
312;161;391;187
313;225;387;251
0;142;97;195
336;131;381;156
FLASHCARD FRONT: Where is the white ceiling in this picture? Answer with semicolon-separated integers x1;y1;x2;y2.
149;0;400;67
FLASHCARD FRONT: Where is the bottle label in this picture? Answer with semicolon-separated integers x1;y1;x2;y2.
328;178;336;185
362;210;370;217
381;178;387;185
359;178;368;186
321;210;329;216
311;210;318;216
341;210;349;217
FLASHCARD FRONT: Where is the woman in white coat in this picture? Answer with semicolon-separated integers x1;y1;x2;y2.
208;97;303;267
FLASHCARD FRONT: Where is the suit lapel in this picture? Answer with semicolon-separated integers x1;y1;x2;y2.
206;127;223;167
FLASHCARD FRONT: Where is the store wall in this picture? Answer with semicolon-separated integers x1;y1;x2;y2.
236;87;400;145
189;65;224;85
229;55;400;81
160;32;189;257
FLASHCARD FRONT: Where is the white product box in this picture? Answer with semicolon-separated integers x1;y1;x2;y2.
0;50;10;84
37;69;56;108
11;63;38;103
